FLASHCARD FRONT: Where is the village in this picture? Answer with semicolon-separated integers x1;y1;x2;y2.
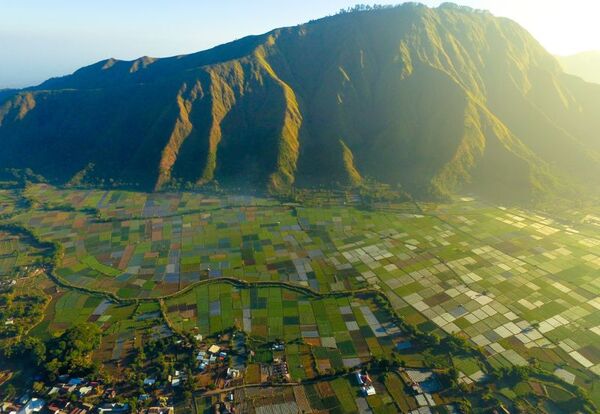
1;325;464;414
1;331;298;414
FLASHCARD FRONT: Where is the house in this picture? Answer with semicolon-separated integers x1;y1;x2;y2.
355;371;376;396
355;371;372;386
362;385;376;396
145;408;174;414
46;399;70;413
77;386;92;397
170;371;184;387
208;345;221;354
102;389;116;400
226;368;240;379
1;402;21;414
17;398;45;414
96;403;129;413
143;378;156;386
68;406;90;414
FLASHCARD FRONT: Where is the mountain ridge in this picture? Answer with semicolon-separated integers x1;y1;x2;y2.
1;3;599;202
558;51;600;85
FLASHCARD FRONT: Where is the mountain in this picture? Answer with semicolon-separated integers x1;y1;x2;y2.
1;3;599;202
0;89;17;105
558;51;600;84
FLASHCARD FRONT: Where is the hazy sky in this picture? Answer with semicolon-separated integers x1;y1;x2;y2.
1;0;599;88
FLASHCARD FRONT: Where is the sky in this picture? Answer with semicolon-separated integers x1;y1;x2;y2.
1;0;599;89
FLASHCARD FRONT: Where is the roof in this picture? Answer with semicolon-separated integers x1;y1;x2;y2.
363;385;376;396
19;398;45;413
208;345;221;354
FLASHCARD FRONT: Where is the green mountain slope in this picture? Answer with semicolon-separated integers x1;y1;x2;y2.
558;51;600;84
1;3;599;202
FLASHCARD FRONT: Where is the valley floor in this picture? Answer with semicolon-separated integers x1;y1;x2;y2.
0;184;598;413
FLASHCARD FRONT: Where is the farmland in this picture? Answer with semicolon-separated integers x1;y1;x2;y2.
165;283;408;377
0;184;598;413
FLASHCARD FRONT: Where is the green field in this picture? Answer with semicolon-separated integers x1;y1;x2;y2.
0;184;598;411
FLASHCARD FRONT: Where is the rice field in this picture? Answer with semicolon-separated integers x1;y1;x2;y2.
165;283;408;377
0;190;17;218
222;375;429;414
0;228;49;279
3;184;599;404
28;287;169;372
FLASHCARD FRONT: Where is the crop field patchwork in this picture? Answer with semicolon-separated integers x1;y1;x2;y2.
29;288;169;371
0;229;49;279
0;190;18;217
2;185;599;406
166;283;408;377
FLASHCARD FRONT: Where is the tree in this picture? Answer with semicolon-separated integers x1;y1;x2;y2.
439;367;459;389
22;336;46;366
492;366;530;385
1;336;46;366
32;381;45;394
4;383;16;400
44;323;102;378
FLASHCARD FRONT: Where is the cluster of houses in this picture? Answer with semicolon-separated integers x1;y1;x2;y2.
270;358;289;382
1;396;47;414
17;265;47;279
0;374;177;414
212;400;236;414
196;344;228;373
196;342;244;391
355;371;376;396
0;278;16;292
0;377;127;414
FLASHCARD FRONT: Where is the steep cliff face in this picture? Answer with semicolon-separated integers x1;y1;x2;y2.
1;4;598;201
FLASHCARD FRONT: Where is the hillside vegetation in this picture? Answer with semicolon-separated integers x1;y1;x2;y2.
1;3;599;202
